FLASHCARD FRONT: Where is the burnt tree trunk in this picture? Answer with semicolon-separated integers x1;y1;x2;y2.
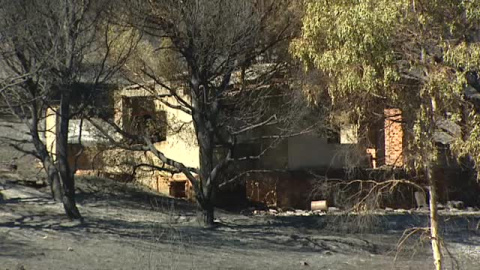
191;76;218;227
45;159;63;202
201;204;214;226
195;117;216;227
56;91;82;220
29;104;63;201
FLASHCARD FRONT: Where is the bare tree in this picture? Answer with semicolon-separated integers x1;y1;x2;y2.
0;0;134;220
87;0;301;226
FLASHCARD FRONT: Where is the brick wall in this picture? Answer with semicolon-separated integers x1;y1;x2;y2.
384;108;404;167
246;171;313;209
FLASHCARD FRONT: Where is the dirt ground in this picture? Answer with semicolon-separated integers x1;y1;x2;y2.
1;116;479;269
1;174;479;270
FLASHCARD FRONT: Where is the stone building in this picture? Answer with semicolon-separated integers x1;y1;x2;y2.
43;82;479;209
44;83;199;198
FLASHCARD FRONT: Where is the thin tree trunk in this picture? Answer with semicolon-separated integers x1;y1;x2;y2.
425;97;442;270
44;157;63;202
57;91;82;220
426;165;442;270
29;108;63;201
31;133;63;201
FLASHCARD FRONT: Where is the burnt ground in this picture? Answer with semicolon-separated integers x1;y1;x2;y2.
0;117;479;269
1;174;479;270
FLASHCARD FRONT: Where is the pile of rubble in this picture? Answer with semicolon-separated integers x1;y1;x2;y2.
250;201;480;217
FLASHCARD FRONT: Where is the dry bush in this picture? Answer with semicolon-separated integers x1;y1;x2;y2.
312;175;464;268
135;197;195;270
394;227;462;270
323;212;386;234
311;173;424;233
394;227;431;261
312;177;383;233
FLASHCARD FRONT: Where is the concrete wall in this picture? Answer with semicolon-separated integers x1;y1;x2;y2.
42;84;199;198
287;134;366;170
115;86;199;170
238;131;369;171
45;108;56;159
67;119;116;146
257;140;289;169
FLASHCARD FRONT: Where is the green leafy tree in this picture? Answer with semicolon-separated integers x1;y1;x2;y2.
291;1;480;269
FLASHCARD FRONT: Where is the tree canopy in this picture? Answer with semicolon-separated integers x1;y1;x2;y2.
291;1;480;268
291;0;480;171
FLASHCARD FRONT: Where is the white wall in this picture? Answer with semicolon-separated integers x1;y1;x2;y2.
68;119;116;146
117;86;199;169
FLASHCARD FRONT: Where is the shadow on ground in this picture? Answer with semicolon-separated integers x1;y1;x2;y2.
1;175;479;270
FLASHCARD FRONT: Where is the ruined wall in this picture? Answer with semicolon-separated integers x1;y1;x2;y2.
44;85;199;199
246;171;314;209
257;140;289;169
45;108;57;159
384;108;404;167
97;86;199;198
116;87;199;170
287;134;368;170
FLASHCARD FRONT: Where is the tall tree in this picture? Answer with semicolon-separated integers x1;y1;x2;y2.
291;1;480;269
0;0;133;220
95;0;299;226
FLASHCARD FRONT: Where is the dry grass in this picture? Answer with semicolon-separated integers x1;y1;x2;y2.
135;197;195;270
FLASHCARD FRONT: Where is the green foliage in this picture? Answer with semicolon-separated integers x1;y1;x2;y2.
292;0;480;173
291;0;400;103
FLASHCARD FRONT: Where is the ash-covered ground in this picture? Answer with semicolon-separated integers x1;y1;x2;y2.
1;174;479;270
1;116;479;270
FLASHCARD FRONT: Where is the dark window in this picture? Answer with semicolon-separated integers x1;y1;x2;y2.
123;97;167;143
327;130;340;144
170;181;187;198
